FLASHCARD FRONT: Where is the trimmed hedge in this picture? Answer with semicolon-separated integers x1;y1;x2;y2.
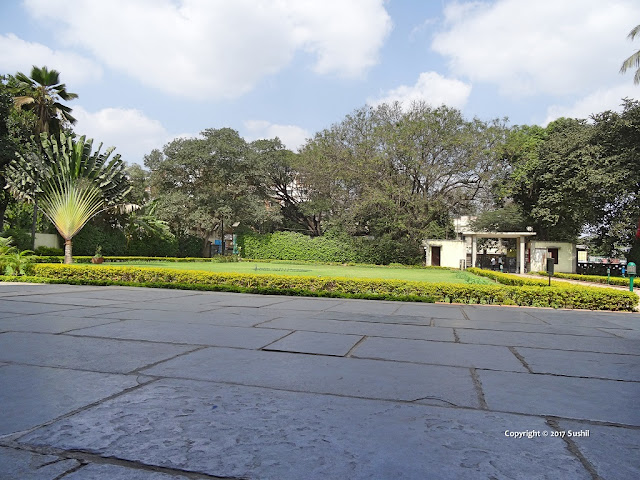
238;231;422;265
33;255;240;264
31;264;639;311
467;268;549;286
533;271;631;287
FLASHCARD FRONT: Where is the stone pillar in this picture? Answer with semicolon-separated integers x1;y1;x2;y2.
519;236;525;274
471;236;477;268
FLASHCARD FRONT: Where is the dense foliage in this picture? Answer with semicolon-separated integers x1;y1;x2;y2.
239;231;421;265
30;264;639;311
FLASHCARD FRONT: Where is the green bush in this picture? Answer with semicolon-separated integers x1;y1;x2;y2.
238;231;422;265
31;264;638;311
533;271;630;286
34;246;64;256
2;228;31;251
72;223;126;256
467;268;549;286
33;255;240;264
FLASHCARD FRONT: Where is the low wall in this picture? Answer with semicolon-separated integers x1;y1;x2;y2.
34;233;61;249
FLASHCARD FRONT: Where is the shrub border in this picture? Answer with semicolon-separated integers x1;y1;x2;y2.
532;271;630;287
28;264;639;311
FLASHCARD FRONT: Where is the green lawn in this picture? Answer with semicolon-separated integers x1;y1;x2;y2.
104;260;494;285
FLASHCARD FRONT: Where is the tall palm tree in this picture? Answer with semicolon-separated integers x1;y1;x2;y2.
6;133;130;264
620;24;640;84
14;66;78;136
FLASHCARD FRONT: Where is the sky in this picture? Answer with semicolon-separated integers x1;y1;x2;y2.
1;0;639;166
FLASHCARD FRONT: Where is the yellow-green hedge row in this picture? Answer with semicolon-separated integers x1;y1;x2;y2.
533;271;631;286
466;268;549;286
32;264;639;311
33;256;240;264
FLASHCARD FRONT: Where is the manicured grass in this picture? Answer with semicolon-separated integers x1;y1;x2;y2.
104;260;494;285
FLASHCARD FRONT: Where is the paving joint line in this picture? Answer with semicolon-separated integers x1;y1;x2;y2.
452;328;461;343
508;347;534;373
6;378;160;444
545;417;602;480
127;346;209;375
52;461;85;480
259;330;297;350
469;368;489;410
344;335;368;357
1;442;242;480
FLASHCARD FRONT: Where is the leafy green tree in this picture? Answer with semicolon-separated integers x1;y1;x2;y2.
620;24;640;84
6;133;130;263
13;66;78;136
589;99;640;259
147;128;279;256
297;102;507;253
0;76;37;230
498;119;599;241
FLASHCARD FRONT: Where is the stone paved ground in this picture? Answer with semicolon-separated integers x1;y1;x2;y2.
0;283;638;479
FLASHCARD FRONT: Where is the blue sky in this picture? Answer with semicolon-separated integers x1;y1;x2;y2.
1;0;639;165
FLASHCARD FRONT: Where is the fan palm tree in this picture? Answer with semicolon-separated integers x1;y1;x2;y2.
14;66;78;136
6;133;130;264
620;24;640;84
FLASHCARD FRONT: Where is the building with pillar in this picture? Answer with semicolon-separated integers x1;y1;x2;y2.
423;221;578;274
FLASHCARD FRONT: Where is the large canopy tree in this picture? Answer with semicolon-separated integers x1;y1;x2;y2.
297;102;507;248
146;128;280;256
6;133;130;263
13;66;78;136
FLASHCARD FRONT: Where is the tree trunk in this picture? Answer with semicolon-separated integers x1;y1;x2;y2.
64;238;73;264
31;197;39;251
201;237;210;258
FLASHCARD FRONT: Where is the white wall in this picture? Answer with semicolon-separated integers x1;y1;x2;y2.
34;233;61;250
529;241;576;273
424;239;466;268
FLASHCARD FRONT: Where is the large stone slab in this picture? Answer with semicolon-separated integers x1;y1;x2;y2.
0;300;82;315
461;306;542;323
259;297;345;311
599;328;640;340
0;446;79;479
352;337;527;372
478;370;640;426
325;301;403;315
63;463;192;479
515;347;640;381
263;331;363;356
0;315;121;334
99;307;274;327
556;420;640;480
526;309;638;328
320;311;433;326
0;364;141;435
259;316;455;341
71;320;290;349
434;318;616;337
456;329;639;354
142;347;479;407
19;379;590;480
0;332;195;374
393;303;465;319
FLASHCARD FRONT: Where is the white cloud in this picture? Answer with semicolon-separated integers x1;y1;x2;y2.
368;72;472;109
543;84;634;125
22;0;392;99
73;106;179;165
244;120;310;151
0;33;101;85
431;0;640;97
